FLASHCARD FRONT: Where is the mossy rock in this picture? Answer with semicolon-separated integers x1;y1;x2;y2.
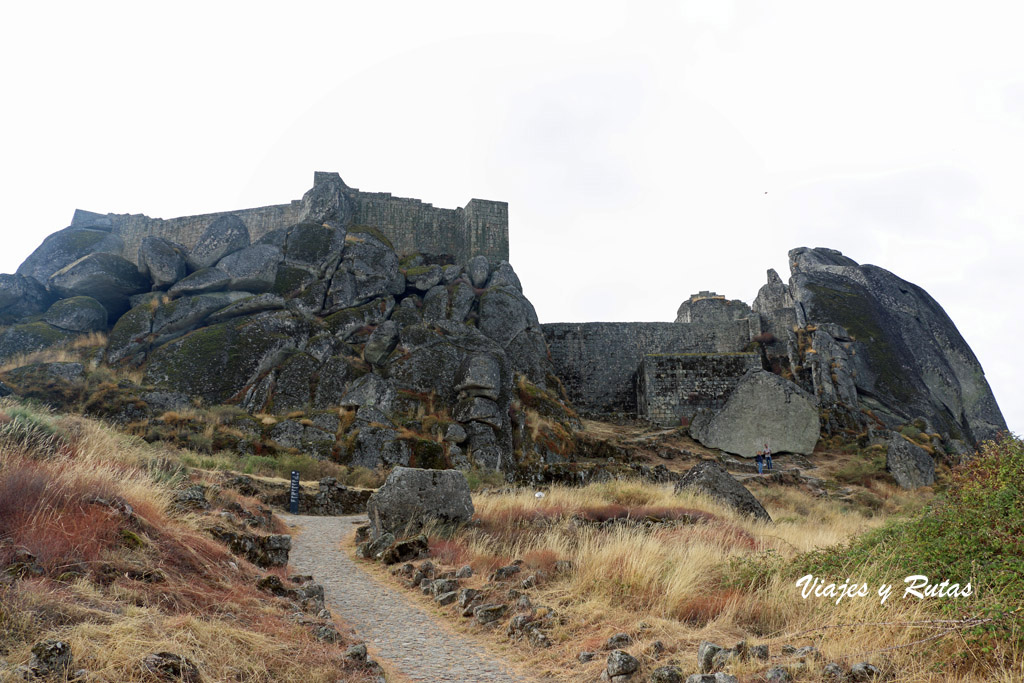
0;321;75;362
143;311;305;404
347;225;394;250
107;304;155;364
283;223;345;268
272;265;317;296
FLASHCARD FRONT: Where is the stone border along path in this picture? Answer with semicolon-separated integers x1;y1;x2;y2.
281;513;540;683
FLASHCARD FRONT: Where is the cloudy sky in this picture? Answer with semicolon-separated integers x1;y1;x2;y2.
1;1;1021;434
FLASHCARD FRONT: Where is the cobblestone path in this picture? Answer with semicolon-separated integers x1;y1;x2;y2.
281;513;537;683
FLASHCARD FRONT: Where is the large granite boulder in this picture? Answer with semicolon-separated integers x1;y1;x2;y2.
887;437;936;489
0;274;53;324
138;237;188;289
186;214;250;271
785;247;1006;444
217;244;282;292
298;172;353;226
366;467;474;537
168;267;231;296
0;322;74;362
690;370;819;457
673;460;772;522
323;231;404;313
17;227;124;285
42;296;108;332
258;222;347;275
143;311;310;404
47;252;150;318
151;292;252;343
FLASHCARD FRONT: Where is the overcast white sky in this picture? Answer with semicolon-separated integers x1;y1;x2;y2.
1;1;1020;434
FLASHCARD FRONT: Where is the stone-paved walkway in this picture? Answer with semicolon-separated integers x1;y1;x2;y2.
281;513;537;683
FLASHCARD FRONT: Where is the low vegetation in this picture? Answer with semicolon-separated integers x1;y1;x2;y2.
0;399;383;681
368;437;1022;682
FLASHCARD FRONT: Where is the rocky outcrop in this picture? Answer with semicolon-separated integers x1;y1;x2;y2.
690;370;819;457
673;460;772;522
48;252;150;318
17;226;124;285
886;437;935;489
42;296;109;333
186;214;251;271
0;274;53;324
755;247;1006;445
366;467;474;537
138;236;188;289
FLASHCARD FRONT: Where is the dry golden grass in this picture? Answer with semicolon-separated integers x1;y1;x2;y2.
392;478;1016;682
0;400;380;682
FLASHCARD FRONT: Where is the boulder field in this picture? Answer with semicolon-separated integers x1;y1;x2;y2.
0;188;1006;485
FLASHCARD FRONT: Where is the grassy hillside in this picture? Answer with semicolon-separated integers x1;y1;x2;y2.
364;435;1023;682
0;399;385;682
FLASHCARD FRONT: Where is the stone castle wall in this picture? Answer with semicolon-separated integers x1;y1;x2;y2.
541;321;752;414
637;353;760;426
81;173;509;266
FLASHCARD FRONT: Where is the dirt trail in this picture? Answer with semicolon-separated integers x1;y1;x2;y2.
281;513;539;683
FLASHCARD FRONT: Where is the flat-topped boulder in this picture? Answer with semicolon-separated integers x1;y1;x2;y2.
690;369;819;457
673;460;772;522
367;467;474;538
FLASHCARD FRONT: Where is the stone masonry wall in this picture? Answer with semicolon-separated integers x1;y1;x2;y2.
82;173;509;267
638;353;760;426
542;321;752;415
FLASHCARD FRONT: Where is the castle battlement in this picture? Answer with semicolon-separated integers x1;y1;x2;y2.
73;172;509;267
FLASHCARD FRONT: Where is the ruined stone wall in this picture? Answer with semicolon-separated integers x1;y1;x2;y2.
638;353;760;426
84;173;509;266
104;202;304;266
541;321;752;414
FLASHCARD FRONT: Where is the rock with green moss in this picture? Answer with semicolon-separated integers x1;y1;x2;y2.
269;352;319;412
143;311;309;404
324;233;404;313
312;356;357;408
151;291;252;343
169;267;231;296
106;303;156;364
48;252;150;318
186;214;250;271
138;236;188;288
17;227;124;285
0;322;75;362
779;247;1006;444
324;297;394;341
0;274;53;324
363;320;399;366
217;244;282;292
42;296;108;332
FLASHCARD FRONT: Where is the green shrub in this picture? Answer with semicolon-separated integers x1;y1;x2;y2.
798;434;1024;661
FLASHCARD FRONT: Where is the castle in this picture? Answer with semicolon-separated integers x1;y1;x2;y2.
69;172;766;427
72;171;509;267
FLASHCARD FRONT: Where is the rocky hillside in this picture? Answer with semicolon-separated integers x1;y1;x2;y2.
753;247;1006;452
0;203;572;476
0;189;1006;486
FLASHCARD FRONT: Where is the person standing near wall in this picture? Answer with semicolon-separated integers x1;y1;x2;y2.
764;443;772;472
755;450;764;475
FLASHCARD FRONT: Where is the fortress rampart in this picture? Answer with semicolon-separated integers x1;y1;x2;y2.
542;320;754;415
74;172;509;266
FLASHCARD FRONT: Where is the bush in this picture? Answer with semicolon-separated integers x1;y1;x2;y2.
798;434;1024;661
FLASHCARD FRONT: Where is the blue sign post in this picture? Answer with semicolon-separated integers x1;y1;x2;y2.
289;471;300;514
